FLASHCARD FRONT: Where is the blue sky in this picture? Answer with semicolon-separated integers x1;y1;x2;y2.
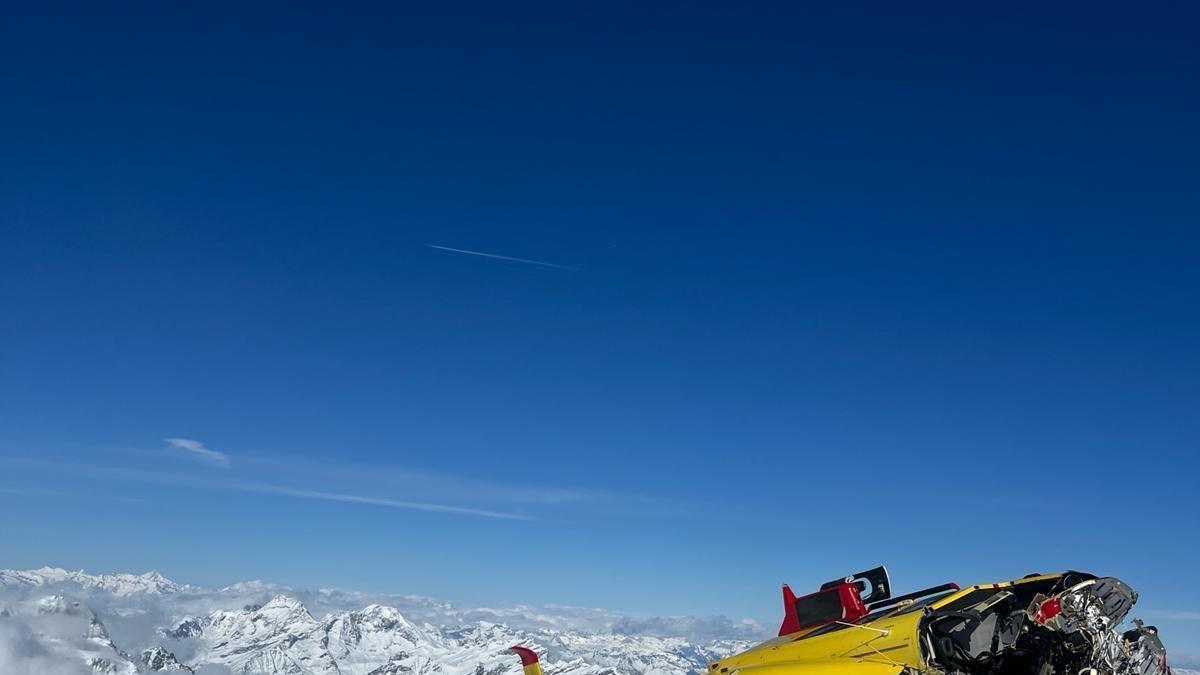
1;0;1198;658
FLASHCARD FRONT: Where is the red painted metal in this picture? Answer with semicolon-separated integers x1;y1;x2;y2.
778;585;801;635
510;646;539;666
1034;597;1062;623
777;582;868;636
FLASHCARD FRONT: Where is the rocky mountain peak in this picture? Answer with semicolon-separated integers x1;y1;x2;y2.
142;646;194;673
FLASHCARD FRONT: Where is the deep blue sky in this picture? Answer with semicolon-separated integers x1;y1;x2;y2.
1;0;1198;657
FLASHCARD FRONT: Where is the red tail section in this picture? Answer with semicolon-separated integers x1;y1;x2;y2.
778;582;868;636
778;584;801;635
510;647;539;667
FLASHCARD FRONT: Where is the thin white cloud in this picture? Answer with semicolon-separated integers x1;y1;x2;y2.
0;486;59;495
7;445;710;523
428;245;578;270
1141;609;1200;620
0;485;145;503
4;458;538;522
234;483;538;521
247;456;595;506
164;438;230;467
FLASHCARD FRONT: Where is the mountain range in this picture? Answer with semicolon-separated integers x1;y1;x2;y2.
0;567;760;675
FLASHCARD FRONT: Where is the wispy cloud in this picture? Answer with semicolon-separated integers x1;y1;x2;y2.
164;438;230;467
1140;609;1200;620
3;457;538;522
4;444;709;524
428;245;578;270
0;486;69;497
233;455;713;520
250;457;596;507
0;485;146;503
235;483;539;521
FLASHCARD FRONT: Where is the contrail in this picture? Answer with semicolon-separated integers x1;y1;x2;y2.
428;245;578;270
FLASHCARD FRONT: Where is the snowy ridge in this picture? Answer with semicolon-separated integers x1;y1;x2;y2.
0;567;188;596
0;567;756;675
169;595;745;675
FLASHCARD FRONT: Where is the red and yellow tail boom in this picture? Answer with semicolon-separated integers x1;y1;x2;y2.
510;646;543;675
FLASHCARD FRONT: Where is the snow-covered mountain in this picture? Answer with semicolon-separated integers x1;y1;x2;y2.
1;593;143;674
1;567;188;597
0;568;758;675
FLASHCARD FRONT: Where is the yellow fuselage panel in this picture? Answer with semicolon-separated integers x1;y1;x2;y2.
728;661;905;675
711;610;925;674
